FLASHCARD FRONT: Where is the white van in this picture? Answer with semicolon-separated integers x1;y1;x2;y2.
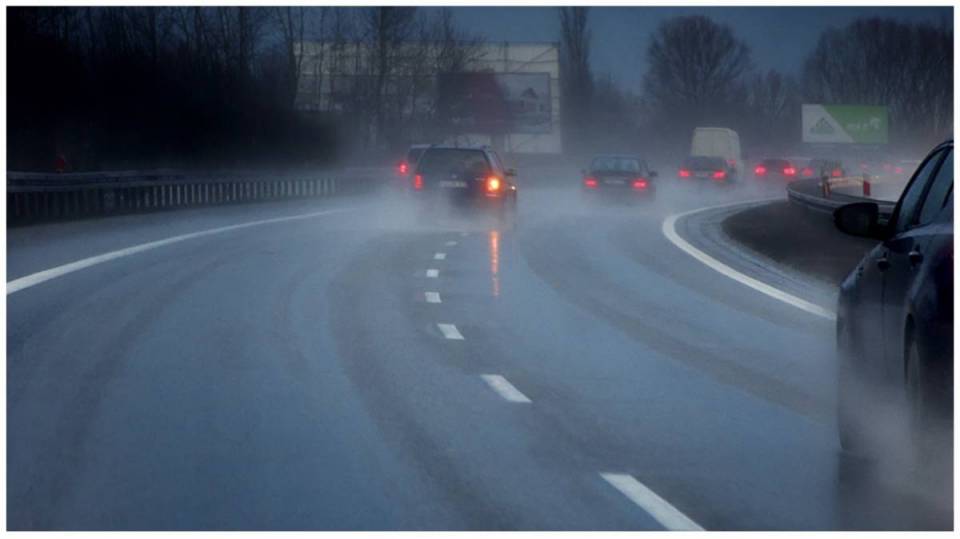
690;127;743;179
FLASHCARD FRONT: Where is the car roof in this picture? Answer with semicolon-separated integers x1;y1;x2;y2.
422;144;492;151
591;154;643;161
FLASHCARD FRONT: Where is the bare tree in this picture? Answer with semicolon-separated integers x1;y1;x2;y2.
643;16;751;116
558;7;592;153
745;69;800;150
803;17;952;148
360;6;417;148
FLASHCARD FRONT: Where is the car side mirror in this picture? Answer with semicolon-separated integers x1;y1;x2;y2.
505;168;517;177
834;202;883;239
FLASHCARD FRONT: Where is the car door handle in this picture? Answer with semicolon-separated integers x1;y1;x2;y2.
908;250;923;266
877;255;891;271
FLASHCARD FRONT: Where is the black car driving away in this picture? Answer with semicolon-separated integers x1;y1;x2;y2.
581;155;658;199
753;158;798;180
410;145;518;217
678;155;736;184
833;140;953;471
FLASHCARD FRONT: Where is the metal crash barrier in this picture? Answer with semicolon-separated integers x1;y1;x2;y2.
7;169;381;226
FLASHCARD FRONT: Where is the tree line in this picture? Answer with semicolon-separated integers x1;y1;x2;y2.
7;6;481;171
7;7;954;171
561;11;953;161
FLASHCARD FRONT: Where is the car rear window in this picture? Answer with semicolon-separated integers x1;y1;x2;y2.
762;159;790;169
591;157;642;173
685;156;725;169
417;149;490;176
407;148;426;163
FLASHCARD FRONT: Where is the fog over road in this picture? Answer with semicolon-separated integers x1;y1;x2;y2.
6;170;950;530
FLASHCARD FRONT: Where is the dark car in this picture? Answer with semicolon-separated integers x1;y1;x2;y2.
581;155;658;199
833;140;953;467
800;158;846;179
678;156;736;183
410;145;518;218
753;158;798;180
397;144;430;177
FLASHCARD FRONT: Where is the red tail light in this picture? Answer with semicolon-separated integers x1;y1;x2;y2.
413;174;423;190
678;169;691;178
486;176;502;193
801;167;814;177
831;168;843;178
632;178;648;190
755;165;767;175
783;167;796;176
894;166;904;174
712;170;727;180
584;177;598;188
399;162;409;175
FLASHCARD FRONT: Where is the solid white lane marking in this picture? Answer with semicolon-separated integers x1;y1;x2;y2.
436;323;464;340
434;252;446;260
661;203;836;321
445;240;458;247
425;291;441;304
480;374;531;403
600;473;704;531
7;207;354;295
425;269;440;278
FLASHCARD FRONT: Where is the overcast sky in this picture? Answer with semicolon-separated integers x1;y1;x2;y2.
434;6;951;92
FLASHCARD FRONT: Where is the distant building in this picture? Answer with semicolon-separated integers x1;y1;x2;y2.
294;41;561;154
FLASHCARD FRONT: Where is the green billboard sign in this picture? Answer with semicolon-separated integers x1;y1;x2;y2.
801;104;889;144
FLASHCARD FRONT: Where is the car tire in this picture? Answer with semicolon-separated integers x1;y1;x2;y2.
837;323;869;455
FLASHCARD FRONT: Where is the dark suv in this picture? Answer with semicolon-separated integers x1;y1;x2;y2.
410;145;518;215
833;140;953;468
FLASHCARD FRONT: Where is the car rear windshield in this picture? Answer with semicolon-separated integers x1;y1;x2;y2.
591;156;642;173
406;147;426;163
762;159;791;169
685;156;726;169
417;149;490;176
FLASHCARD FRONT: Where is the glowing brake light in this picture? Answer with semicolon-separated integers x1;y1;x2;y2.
831;168;843;178
413;174;424;190
632;178;648;190
755;165;767;175
678;169;691;178
783;167;796;176
486;176;502;193
894;166;904;174
399;162;408;175
801;167;814;177
712;170;727;180
584;177;598;188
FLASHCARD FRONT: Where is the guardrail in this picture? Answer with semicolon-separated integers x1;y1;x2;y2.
787;177;897;222
7;168;385;226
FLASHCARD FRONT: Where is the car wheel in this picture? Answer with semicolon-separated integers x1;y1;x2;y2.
904;334;942;467
837;323;868;454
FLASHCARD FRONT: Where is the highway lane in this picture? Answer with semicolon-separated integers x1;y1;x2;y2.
7;179;951;530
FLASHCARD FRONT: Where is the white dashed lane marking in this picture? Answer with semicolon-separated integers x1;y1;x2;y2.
445;240;458;247
426;269;440;278
434;252;446;260
436;323;464;340
425;291;441;304
600;473;704;531
7;207;354;295
480;375;531;403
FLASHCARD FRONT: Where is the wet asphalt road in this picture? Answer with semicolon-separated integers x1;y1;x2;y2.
7;175;952;530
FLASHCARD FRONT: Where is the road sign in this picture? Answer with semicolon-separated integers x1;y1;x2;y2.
801;105;888;144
